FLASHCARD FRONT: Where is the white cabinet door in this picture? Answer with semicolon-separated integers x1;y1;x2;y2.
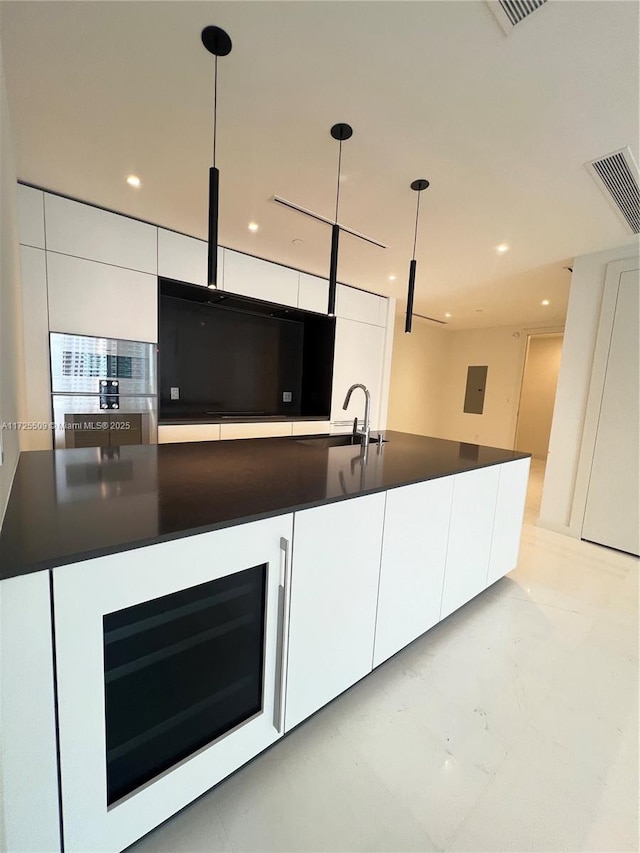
17;184;45;248
374;477;454;667
158;229;224;288
223;249;298;307
157;424;221;443
440;466;500;620
44;193;157;274
0;572;61;853
219;422;293;440
290;420;330;436
47;252;158;343
53;515;293;853
331;318;385;431
486;458;530;587
336;284;385;326
285;493;385;731
298;272;329;314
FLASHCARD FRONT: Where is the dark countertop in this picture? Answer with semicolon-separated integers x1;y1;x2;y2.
0;431;529;580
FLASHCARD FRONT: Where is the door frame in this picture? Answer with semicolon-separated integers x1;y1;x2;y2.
513;330;564;458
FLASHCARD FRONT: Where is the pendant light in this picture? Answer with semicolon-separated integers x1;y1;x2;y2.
328;123;353;315
201;26;232;289
404;178;430;333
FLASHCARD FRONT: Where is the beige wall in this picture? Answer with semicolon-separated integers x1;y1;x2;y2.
387;319;542;449
387;315;448;437
438;326;528;448
514;334;563;459
0;32;25;527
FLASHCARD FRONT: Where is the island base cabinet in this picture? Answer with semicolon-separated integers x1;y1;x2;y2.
0;572;61;853
486;457;530;587
440;466;500;620
52;515;293;853
284;493;386;732
373;477;454;668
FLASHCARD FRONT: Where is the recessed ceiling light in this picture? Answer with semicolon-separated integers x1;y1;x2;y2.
126;175;141;188
389;275;397;281
496;243;509;253
541;299;550;306
248;222;259;232
445;312;452;318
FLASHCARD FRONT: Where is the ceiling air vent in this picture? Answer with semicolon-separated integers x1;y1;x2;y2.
487;0;547;34
585;148;640;235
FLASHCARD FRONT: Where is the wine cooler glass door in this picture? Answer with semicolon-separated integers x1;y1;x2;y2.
53;514;293;853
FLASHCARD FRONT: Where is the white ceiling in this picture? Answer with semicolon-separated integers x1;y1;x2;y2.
1;0;638;329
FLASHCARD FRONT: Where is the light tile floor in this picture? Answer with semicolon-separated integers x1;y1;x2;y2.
131;459;639;852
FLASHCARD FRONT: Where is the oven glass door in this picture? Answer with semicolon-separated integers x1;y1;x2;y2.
51;395;157;449
50;332;156;397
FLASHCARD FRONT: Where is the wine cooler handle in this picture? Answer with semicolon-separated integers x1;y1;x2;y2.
273;536;291;732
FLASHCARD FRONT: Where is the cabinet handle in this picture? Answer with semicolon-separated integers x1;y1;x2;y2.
273;536;291;732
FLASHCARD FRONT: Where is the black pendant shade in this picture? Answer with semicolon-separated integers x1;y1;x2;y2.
404;178;430;334
328;122;353;315
201;26;232;289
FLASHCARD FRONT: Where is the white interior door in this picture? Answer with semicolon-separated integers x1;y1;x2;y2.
582;268;639;555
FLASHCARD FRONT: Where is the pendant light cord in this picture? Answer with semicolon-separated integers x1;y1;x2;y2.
412;190;422;261
212;55;218;167
334;139;343;223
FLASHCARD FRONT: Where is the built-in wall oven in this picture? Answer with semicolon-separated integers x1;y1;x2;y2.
50;333;157;449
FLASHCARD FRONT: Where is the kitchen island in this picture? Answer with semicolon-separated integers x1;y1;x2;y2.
0;432;530;853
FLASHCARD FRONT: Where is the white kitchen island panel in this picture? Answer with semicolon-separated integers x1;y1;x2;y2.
373;476;455;667
486;457;531;587
285;492;386;731
440;465;500;620
0;571;61;853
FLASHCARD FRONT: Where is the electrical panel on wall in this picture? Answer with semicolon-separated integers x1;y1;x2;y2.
464;366;488;414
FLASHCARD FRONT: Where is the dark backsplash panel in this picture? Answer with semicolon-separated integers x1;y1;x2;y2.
158;279;335;421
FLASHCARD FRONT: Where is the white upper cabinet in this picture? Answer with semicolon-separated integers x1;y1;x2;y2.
47;253;158;343
222;249;298;308
17;184;45;249
336;283;385;326
331;317;385;430
298;272;329;314
44;194;157;274
158;229;224;288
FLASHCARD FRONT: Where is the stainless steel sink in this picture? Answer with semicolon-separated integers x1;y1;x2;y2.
294;434;387;448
